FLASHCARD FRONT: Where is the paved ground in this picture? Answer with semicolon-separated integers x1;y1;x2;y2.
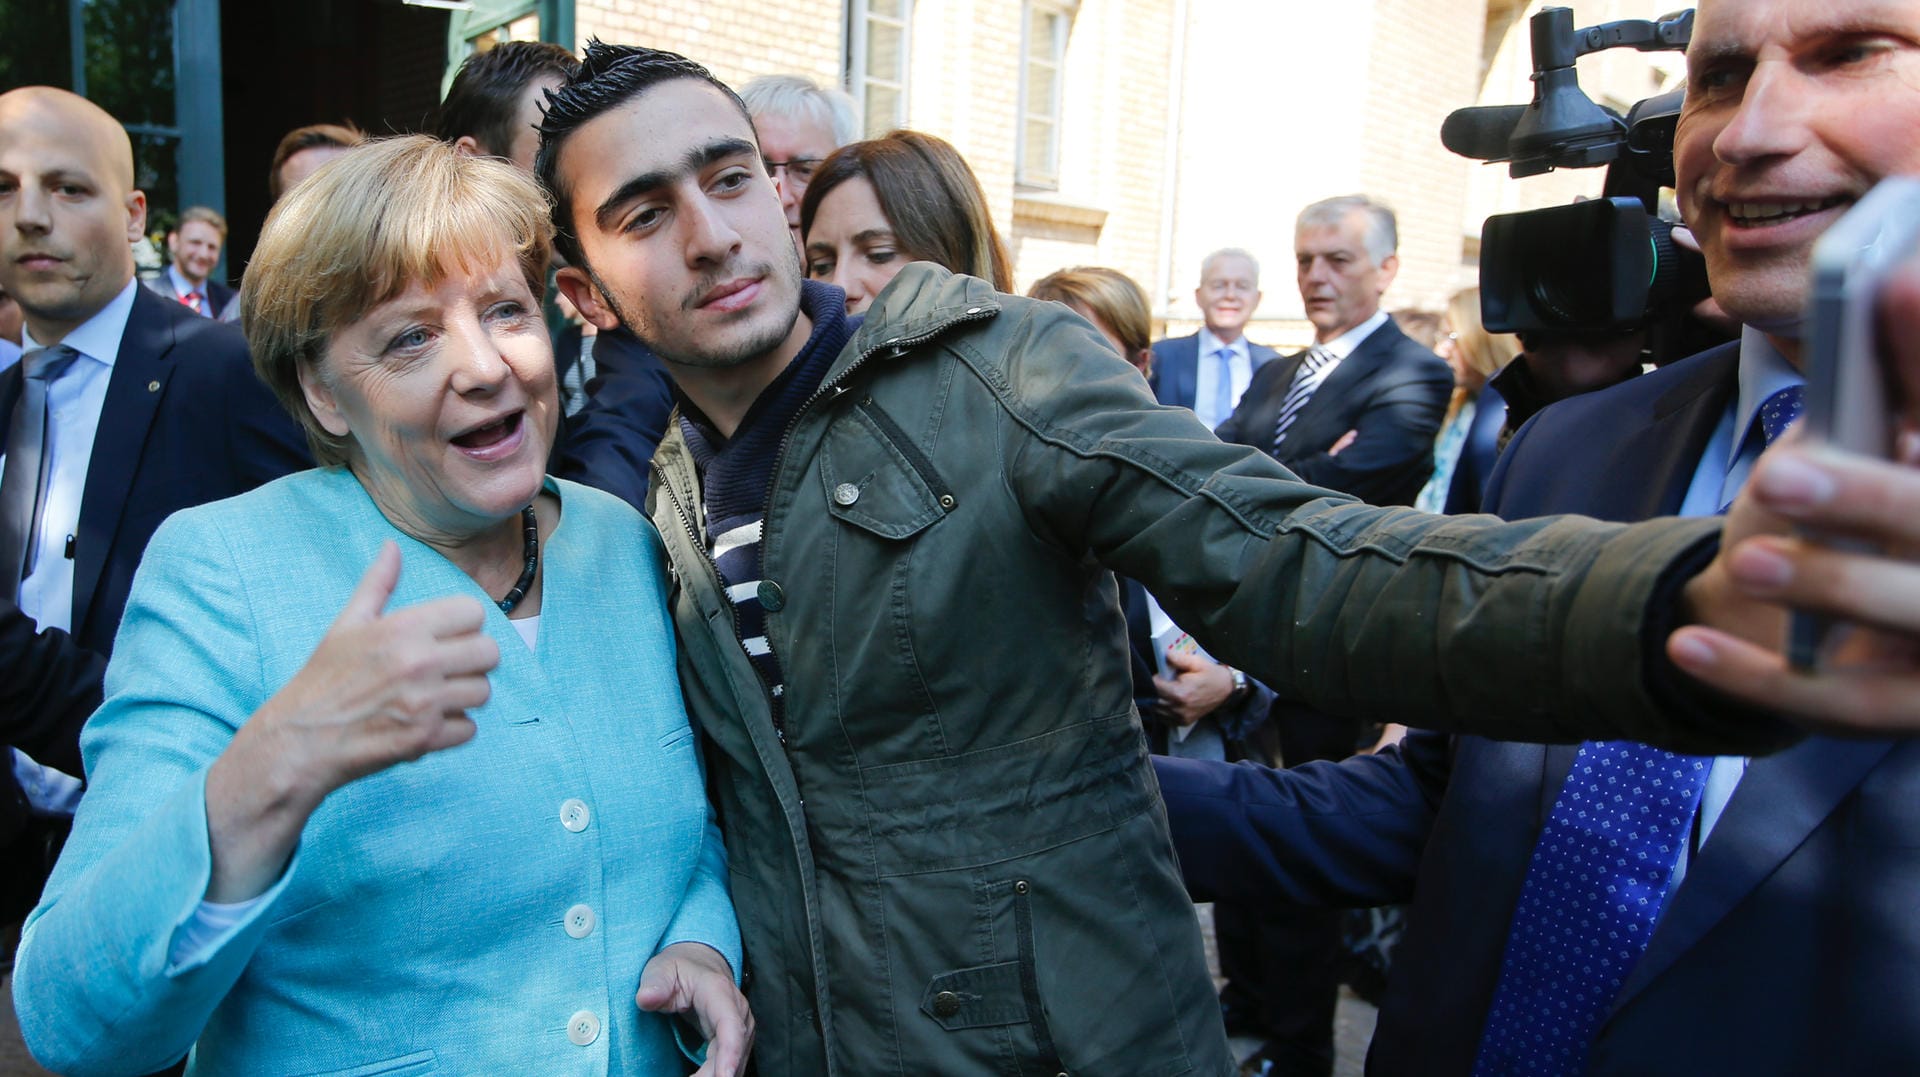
1198;903;1378;1077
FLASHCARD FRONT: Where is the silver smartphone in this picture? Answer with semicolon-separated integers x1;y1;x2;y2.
1788;176;1920;671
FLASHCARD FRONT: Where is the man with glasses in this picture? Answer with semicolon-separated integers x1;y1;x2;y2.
739;74;859;259
1152;247;1280;430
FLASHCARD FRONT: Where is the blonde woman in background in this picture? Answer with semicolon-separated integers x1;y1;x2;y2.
1414;287;1521;515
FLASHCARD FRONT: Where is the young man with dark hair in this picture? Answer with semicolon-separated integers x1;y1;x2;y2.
534;40;1920;1077
437;40;581;173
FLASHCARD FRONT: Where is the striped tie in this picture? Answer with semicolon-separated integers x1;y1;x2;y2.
1271;345;1337;450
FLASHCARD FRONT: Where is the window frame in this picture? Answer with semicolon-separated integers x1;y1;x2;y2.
1016;0;1074;190
847;0;912;138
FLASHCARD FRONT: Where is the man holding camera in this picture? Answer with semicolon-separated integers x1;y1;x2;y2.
1159;0;1920;1073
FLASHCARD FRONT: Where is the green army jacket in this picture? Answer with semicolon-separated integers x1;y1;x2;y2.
644;263;1788;1076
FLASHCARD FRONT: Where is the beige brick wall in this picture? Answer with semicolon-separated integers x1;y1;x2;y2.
574;0;844;90
1358;0;1484;315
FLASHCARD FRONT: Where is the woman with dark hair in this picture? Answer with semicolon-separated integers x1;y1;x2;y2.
799;129;1012;313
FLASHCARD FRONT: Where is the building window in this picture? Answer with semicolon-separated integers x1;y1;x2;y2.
849;0;911;138
468;11;542;51
441;0;573;96
1017;1;1072;189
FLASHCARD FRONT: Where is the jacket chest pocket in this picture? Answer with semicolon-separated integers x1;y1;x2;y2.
819;398;955;541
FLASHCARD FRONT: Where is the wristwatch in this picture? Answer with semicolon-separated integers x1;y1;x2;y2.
1227;666;1249;700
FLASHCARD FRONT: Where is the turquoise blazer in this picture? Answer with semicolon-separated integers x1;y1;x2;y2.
14;468;740;1076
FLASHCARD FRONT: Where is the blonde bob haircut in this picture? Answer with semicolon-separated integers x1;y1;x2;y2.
1027;266;1153;361
242;134;553;467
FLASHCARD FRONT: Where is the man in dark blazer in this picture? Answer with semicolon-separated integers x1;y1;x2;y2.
1157;340;1920;1074
1150;248;1280;429
1155;2;1920;1067
0;87;308;938
1203;195;1450;1075
1216;196;1451;508
140;206;238;322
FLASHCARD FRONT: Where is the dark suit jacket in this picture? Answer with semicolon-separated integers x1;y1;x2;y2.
1439;382;1507;515
1158;342;1920;1074
1215;317;1451;506
552;326;679;512
1147;331;1279;413
1;286;308;881
141;272;237;323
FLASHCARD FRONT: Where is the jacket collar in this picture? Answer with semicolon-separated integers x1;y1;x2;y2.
841;262;1002;384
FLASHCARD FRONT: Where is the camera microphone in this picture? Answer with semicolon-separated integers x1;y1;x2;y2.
1441;105;1529;162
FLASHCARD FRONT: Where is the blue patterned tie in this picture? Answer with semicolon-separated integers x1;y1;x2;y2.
1472;742;1710;1075
1758;383;1804;446
1210;346;1235;426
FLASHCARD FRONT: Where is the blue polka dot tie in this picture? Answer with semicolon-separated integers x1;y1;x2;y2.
1758;383;1804;447
1471;742;1710;1075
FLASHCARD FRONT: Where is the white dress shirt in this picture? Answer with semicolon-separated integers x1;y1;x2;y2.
1192;328;1255;431
1314;309;1391;368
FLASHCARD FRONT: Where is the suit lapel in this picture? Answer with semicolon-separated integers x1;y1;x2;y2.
1285;321;1397;445
1539;743;1580;819
1592;345;1740;521
1176;335;1201;412
1610;736;1895;1013
0;363;20;440
73;289;177;634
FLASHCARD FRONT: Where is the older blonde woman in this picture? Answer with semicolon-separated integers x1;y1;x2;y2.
13;137;750;1076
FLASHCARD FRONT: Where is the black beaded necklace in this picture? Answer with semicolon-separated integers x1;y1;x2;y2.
496;505;540;614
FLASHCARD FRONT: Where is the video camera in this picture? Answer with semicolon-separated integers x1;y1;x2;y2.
1442;7;1707;340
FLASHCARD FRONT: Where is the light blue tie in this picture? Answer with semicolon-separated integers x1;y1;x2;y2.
1210;346;1235;425
1472;741;1710;1075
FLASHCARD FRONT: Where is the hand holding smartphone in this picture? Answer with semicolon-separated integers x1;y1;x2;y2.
1788;176;1920;670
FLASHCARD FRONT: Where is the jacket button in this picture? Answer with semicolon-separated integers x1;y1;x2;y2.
1014;879;1030;894
567;1009;601;1045
564;903;596;938
757;580;786;611
833;482;861;506
932;990;961;1017
938;494;956;510
559;798;590;832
